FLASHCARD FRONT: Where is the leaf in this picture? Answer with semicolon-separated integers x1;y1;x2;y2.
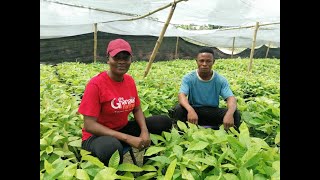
221;163;237;171
150;133;166;144
272;160;280;171
239;167;253;180
75;169;90;180
40;138;48;146
164;158;177;180
108;150;120;169
68;139;81;147
275;132;280;145
93;167;117;180
223;173;239;180
242;153;261;168
227;136;245;154
163;131;172;141
44;159;54;174
52;134;65;144
142;104;149;112
194;156;217;166
149;155;171;164
63;142;70;152
141;165;157;172
68;136;81;141
172;145;183;159
238;124;251;148
119;171;134;179
181;166;195;180
161;107;168;113
271;160;280;179
135;172;157;180
217;147;229;164
177;120;188;132
253;174;268;180
251;138;270;149
241;145;261;167
46;146;53;154
58;163;77;179
53;150;64;156
144;146;166;156
118;163;143;172
45;159;66;180
80;149;92;156
187;122;198;131
186;141;209;151
81;154;104;168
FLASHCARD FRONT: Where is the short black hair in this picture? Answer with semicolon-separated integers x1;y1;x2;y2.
198;47;214;56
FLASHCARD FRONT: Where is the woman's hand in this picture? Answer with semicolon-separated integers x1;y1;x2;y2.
140;130;151;149
126;135;145;151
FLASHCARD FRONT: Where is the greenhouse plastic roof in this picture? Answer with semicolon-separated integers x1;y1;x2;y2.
40;0;280;48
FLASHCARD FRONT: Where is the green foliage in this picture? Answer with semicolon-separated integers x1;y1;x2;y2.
146;121;279;179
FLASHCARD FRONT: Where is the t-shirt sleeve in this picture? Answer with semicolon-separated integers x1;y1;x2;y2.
78;82;101;118
179;75;189;95
220;79;234;100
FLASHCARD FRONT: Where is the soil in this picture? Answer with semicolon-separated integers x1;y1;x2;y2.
123;148;145;166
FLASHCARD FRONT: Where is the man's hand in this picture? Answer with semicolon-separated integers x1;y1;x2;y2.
178;93;198;125
187;109;198;125
223;112;235;130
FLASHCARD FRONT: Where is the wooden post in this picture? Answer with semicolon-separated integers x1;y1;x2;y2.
248;22;259;72
143;2;177;77
265;41;271;58
231;37;235;58
175;36;179;59
93;23;97;63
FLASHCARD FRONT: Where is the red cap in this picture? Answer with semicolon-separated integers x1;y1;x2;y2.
106;39;132;57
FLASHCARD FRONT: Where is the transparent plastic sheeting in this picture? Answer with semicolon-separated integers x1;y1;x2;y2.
41;0;279;26
40;0;280;48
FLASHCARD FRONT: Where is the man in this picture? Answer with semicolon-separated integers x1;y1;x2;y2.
170;47;241;131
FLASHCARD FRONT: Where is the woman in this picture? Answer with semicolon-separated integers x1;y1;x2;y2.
78;38;172;165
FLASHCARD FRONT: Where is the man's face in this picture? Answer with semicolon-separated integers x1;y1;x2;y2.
108;51;132;75
196;52;214;73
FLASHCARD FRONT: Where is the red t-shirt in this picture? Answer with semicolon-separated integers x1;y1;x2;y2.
78;71;141;141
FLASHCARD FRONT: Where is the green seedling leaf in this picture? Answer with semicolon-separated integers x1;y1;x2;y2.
181;166;195;180
144;146;166;156
75;169;90;180
164;158;177;180
177;121;188;132
149;155;171;164
81;154;104;168
68;139;81;147
93;167;117;180
44;159;54;174
46;146;53;154
186;141;209;151
109;150;120;169
135;172;157;180
58;163;77;179
239;167;253;180
118;163;143;172
141;165;157;171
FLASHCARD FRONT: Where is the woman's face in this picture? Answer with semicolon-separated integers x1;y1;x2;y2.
108;51;132;76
